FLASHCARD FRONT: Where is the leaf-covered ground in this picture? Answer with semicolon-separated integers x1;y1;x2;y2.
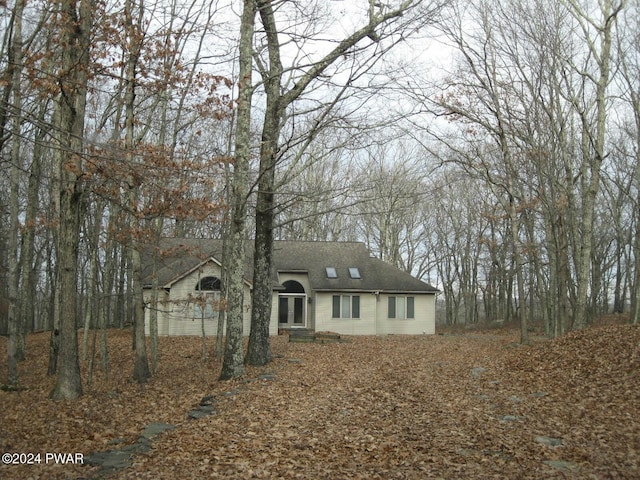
1;323;639;479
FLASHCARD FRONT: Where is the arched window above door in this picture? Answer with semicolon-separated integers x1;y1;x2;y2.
195;276;221;291
282;280;305;293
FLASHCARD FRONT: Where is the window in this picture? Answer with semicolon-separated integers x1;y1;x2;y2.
196;276;221;291
388;296;415;319
194;298;215;319
194;277;222;320
326;267;338;279
332;295;360;319
282;280;305;293
193;292;220;320
348;267;361;279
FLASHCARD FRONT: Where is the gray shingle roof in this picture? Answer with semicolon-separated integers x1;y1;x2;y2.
142;238;438;294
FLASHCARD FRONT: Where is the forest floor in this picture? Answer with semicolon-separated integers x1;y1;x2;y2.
1;319;639;479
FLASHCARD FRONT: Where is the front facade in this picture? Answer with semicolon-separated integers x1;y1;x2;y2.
143;239;438;337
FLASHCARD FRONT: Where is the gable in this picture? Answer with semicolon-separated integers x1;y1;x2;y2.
142;239;241;289
167;261;224;301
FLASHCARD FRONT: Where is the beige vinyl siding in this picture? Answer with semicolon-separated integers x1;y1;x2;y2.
314;292;377;335
269;290;282;333
375;293;436;335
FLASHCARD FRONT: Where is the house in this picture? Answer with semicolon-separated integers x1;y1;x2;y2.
142;238;438;336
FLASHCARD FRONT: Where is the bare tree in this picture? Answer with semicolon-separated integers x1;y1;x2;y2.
5;0;25;388
354;143;433;277
122;0;151;385
616;0;640;324
245;0;445;367
50;0;95;400
562;0;625;329
219;0;255;380
401;0;628;337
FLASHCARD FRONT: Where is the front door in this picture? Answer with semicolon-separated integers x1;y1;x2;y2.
278;295;306;327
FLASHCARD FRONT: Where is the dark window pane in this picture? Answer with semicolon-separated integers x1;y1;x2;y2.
279;297;289;324
294;297;304;324
407;296;415;319
352;296;360;318
332;295;341;318
388;296;396;318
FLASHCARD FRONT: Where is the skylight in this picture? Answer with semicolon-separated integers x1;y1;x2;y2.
326;267;338;278
349;267;361;279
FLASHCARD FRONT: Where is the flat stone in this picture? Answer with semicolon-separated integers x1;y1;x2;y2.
85;450;132;469
530;392;547;398
259;373;277;380
499;415;523;422
456;448;476;457
535;435;564;447
471;367;487;378
86;421;176;473
130;438;151;454
188;409;212;419
140;422;175;440
288;358;304;364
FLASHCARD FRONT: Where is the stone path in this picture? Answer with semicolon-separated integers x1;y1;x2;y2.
85;422;176;473
84;368;284;476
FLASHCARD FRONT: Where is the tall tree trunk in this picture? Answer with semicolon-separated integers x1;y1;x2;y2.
124;0;150;384
47;236;59;376
5;0;25;388
100;212;120;377
117;243;127;328
130;246;150;383
507;194;529;345
50;0;95;401
631;179;640;325
82;201;104;361
219;0;256;380
148;218;163;374
245;0;283;367
568;0;620;329
19;102;47;341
